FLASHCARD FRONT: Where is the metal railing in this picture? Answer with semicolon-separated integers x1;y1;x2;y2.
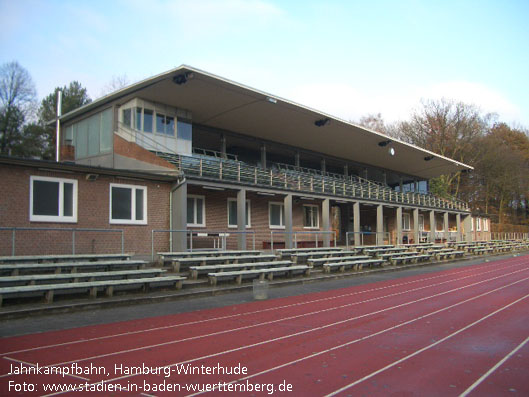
151;229;256;261
155;151;469;212
0;227;124;256
269;230;337;251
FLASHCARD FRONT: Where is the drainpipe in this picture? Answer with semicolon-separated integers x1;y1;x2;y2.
170;176;187;251
55;90;62;162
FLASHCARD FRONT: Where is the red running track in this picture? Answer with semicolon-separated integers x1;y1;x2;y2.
1;255;528;396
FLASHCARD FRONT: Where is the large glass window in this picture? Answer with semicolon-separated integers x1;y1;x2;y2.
156;113;175;136
177;120;192;141
122;108;132;128
110;184;147;225
71;108;112;159
143;109;153;133
228;199;251;228
187;195;205;227
269;202;284;228
303;205;319;228
402;213;411;231
30;176;77;223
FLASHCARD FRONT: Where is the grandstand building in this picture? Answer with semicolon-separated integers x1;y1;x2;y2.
0;66;491;256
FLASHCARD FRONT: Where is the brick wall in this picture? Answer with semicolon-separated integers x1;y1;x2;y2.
0;164;172;257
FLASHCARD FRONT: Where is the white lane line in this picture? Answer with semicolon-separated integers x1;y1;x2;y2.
185;276;529;397
2;356;89;381
40;274;529;396
324;294;529;397
5;263;526;374
2;258;521;358
459;335;529;397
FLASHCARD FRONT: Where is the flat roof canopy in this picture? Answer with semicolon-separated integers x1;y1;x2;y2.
61;65;473;180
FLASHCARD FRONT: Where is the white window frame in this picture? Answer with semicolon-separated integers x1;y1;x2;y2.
30;176;78;223
476;217;482;232
187;195;206;227
109;183;147;225
471;217;474;232
303;204;319;229
227;198;251;228
483;218;489;232
269;202;285;229
418;214;425;231
402;213;411;231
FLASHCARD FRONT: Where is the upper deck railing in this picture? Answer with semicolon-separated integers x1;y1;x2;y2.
155;151;470;212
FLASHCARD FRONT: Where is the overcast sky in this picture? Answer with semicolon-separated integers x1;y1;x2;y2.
1;0;528;126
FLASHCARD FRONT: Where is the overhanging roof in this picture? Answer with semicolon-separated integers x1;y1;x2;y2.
60;65;473;180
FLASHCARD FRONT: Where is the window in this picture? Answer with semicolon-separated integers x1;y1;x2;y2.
136;107;142;130
303;205;319;228
71;108;112;159
269;202;284;228
110;184;147;224
228;199;251;228
402;213;411;231
30;176;77;223
483;218;489;232
187;195;205;227
471;217;474;232
418;215;425;231
122;108;132;128
476;218;482;231
143;109;153;133
156;113;175;136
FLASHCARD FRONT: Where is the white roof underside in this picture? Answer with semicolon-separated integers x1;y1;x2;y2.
61;65;472;180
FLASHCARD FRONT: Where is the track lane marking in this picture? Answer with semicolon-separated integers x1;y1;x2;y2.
2;257;521;356
459;335;529;397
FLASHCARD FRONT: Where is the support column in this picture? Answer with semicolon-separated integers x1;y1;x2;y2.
295;151;300;167
344;164;348;177
456;213;462;242
284;194;293;249
260;144;267;169
413;208;419;244
321;158;326;173
237;189;246;250
429;211;436;243
396;206;403;245
443;212;449;242
171;181;188;252
399;177;404;192
322;198;331;247
353;202;361;247
220;133;227;159
463;214;472;242
377;204;384;245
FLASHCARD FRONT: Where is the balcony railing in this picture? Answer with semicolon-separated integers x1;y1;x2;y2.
155;152;470;212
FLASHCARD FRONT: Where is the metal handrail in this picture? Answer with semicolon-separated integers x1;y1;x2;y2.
0;227;124;256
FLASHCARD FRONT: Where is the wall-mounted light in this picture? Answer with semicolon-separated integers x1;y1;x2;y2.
314;118;330;127
388;147;395;156
172;72;194;85
85;174;99;181
378;140;391;147
424;155;434;161
266;97;277;104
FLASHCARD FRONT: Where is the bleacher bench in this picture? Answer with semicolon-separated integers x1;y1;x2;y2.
0;253;132;264
307;255;370;267
276;247;342;259
208;265;310;286
435;250;465;260
0;260;148;276
157;250;260;266
171;254;278;272
323;258;386;273
189;260;292;280
390;254;432;265
0;269;166;287
291;250;360;263
474;248;494;255
0;275;186;307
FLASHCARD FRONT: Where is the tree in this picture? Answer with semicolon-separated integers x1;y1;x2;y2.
0;61;38;155
99;74;130;97
38;81;92;159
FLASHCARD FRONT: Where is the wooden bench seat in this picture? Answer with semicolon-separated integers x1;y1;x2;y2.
157;250;261;265
307;255;370;267
390;254;432;265
474;248;494;255
0;275;186;306
189;261;292;279
363;247;406;256
276;247;342;259
376;251;417;260
208;265;310;286
0;269;166;287
291;250;360;263
171;254;278;272
0;260;148;276
0;253;132;264
435;250;465;260
323;258;386;273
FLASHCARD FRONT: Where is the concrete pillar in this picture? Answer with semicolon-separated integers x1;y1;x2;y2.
295;151;300;167
377;204;384;245
396;206;403;245
463;214;472;242
322;198;331;247
237;189;246;250
353;202;361;246
364;168;368;180
413;208;419;244
284;194;293;249
429;211;436;243
456;213;462;242
171;181;188;252
321;158;326;173
260;144;267;169
415;180;419;192
383;172;387;186
344;164;348;177
443;212;449;242
399;177;404;192
220;133;227;159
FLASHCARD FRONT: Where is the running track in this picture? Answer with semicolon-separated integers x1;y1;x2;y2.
1;255;528;396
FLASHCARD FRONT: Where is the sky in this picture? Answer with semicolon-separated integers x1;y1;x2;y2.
1;0;529;126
